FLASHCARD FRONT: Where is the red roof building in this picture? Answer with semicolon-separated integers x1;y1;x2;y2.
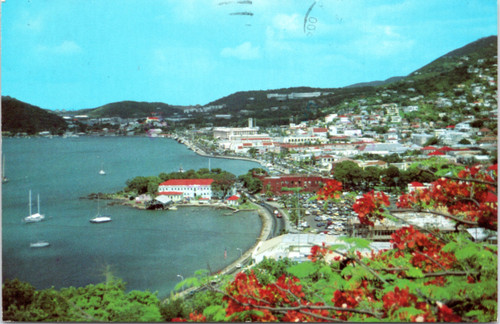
255;174;328;195
159;179;214;186
428;150;445;156
158;179;214;199
158;191;183;195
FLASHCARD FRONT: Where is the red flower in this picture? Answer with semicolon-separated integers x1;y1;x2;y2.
317;179;343;200
353;191;390;226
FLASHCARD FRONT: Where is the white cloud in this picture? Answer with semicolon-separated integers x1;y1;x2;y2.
221;41;261;60
37;41;82;55
272;13;301;33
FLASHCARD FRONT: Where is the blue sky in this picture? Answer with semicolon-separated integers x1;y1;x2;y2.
2;0;497;111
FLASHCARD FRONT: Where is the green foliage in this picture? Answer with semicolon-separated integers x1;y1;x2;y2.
250;257;298;285
2;96;68;135
160;297;189;321
287;262;317;279
332;160;363;190
424;136;440;146
124;168;237;197
125;176;150;195
238;171;263;194
203;304;227;322
3;278;163;322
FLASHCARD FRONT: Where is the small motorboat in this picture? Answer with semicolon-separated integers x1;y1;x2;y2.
30;241;50;248
90;215;112;223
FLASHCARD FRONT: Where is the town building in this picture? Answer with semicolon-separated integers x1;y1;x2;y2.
226;195;240;206
255;174;328;195
213;127;259;140
157;179;214;200
252;233;391;263
156;191;184;202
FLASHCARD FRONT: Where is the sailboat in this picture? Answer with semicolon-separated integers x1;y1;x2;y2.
24;191;45;223
2;156;8;183
99;162;106;175
90;196;112;223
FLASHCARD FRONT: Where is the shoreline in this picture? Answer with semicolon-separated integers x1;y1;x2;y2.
176;136;268;167
170;201;273;300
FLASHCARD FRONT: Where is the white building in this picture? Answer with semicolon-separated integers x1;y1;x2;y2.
213;127;259;140
158;179;214;199
252;234;391;263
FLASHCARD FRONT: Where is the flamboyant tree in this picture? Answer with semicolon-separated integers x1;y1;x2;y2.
173;164;497;322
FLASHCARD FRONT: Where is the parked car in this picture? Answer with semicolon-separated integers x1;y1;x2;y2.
316;222;325;227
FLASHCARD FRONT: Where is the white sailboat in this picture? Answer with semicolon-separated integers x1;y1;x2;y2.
24;191;45;223
99;162;106;175
2;155;8;183
90;196;112;223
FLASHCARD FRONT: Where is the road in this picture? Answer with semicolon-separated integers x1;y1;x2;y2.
246;193;284;238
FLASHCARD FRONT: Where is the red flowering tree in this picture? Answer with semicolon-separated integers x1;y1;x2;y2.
173;164;497;322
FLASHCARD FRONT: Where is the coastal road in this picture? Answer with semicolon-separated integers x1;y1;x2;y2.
246;193;284;238
259;202;284;238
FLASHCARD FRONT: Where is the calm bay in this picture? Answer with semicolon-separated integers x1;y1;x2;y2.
2;136;262;298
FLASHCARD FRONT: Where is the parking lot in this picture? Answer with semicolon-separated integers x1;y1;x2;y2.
268;192;358;236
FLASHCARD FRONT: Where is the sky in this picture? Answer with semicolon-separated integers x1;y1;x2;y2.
1;0;497;111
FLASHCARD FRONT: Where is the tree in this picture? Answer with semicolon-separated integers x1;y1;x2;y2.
332;161;363;191
248;148;259;159
382;165;401;192
424;136;440;146
125;176;149;195
362;166;381;191
172;164;497;322
2;278;164;322
239;171;263;194
212;172;236;197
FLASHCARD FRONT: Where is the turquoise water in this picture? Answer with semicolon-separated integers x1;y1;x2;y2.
2;136;262;297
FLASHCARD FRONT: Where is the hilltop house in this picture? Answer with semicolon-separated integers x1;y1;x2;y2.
158;179;214;200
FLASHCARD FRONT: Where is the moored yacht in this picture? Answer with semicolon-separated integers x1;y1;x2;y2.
24;191;45;223
90;196;112;223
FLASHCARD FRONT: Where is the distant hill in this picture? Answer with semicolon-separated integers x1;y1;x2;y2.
346;76;405;88
411;35;497;77
2;35;496;129
1;96;68;135
75;101;185;119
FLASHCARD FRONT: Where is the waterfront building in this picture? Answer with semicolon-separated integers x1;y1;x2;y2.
226;195;240;206
157;179;214;200
213;127;259;140
156;191;184;202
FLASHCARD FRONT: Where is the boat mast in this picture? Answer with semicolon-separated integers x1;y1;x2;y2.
29;190;32;216
37;194;40;214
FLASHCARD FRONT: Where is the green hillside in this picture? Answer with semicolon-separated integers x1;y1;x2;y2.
82;101;184;118
411;35;497;78
1;96;68;135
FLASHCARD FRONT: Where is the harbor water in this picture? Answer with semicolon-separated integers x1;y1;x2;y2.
2;136;262;298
